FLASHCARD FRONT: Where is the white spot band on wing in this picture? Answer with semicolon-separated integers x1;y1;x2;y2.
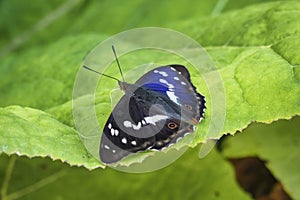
166;91;180;104
159;78;174;89
132;122;142;130
121;138;127;144
123;121;132;127
144;115;168;125
159;71;168;77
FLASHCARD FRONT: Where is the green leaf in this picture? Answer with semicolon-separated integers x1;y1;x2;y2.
178;1;300;46
0;0;64;47
221;116;300;199
0;148;251;200
0;106;102;169
0;34;107;109
176;1;300;134
0;1;299;168
0;0;278;52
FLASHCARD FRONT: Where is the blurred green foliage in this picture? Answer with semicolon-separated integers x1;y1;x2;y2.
0;0;299;199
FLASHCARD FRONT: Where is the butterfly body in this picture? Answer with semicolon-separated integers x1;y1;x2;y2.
99;65;205;164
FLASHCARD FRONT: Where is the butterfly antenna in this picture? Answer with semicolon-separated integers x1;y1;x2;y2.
83;65;120;82
112;45;125;82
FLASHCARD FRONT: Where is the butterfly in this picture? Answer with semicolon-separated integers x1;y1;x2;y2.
83;46;206;164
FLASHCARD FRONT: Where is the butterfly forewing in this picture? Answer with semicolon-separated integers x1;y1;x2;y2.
136;65;205;123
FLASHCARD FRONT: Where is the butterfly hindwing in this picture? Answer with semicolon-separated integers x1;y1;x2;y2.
100;91;171;163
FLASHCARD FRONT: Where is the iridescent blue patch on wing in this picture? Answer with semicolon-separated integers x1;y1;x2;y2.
142;83;169;93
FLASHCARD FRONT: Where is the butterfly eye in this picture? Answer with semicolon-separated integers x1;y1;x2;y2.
167;122;178;129
185;104;193;110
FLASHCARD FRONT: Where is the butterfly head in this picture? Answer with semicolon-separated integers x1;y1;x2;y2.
118;81;143;96
118;81;129;91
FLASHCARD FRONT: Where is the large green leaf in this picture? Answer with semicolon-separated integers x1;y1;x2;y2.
1;0;219;52
176;1;300;133
0;106;101;169
0;1;299;199
0;0;281;52
0;34;106;109
221;116;300;199
0;148;251;200
0;1;299;168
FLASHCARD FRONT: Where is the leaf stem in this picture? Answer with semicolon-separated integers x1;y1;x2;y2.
212;0;228;16
1;155;17;200
6;170;66;200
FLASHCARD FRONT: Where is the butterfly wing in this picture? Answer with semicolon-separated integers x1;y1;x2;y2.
100;89;171;164
135;64;205;124
100;65;206;163
135;65;205;150
170;65;206;120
